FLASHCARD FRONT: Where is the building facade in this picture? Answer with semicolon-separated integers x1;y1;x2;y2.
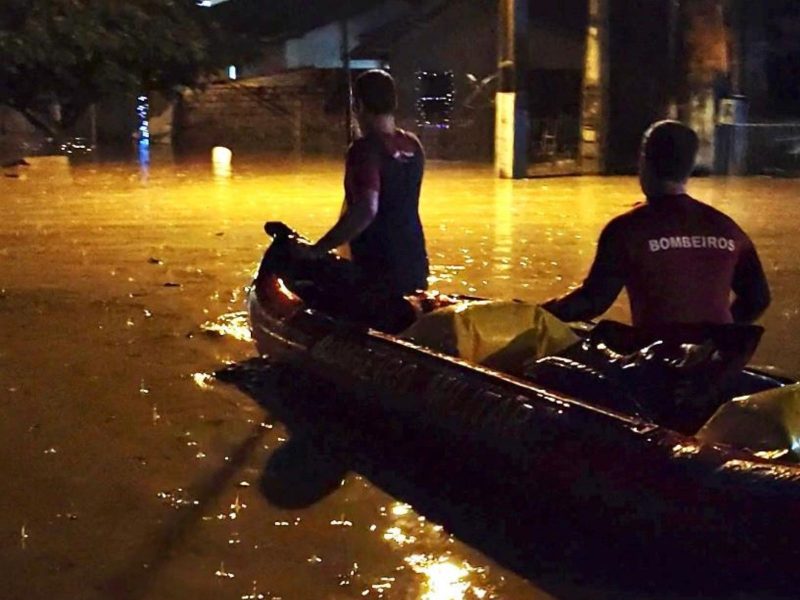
173;0;799;176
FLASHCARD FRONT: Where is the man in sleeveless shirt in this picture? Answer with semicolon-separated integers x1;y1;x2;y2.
299;69;429;297
543;120;770;328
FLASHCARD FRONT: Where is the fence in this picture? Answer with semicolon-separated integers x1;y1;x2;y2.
718;123;800;176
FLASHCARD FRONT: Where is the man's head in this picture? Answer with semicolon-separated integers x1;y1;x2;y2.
639;120;699;197
353;69;397;117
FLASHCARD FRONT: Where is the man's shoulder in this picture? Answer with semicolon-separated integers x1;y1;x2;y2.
348;130;423;159
392;129;424;158
605;202;649;229
397;128;422;147
346;136;381;166
687;196;748;235
614;196;740;224
347;136;376;154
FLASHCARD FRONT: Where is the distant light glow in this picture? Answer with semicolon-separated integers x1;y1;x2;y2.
228;65;238;80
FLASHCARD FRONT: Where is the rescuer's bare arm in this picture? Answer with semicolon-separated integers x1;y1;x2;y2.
296;191;379;259
541;222;626;322
731;242;771;323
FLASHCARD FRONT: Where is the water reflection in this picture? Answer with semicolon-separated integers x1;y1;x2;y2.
492;178;514;279
406;554;490;600
200;311;252;342
191;372;215;390
137;139;150;181
379;500;494;600
5;155;800;600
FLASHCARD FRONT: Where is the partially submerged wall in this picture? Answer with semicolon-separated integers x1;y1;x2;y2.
0;107;46;162
173;70;349;156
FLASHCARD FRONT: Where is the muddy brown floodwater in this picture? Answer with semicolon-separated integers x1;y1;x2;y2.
1;152;798;600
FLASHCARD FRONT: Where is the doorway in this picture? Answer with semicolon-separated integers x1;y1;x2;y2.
525;0;589;176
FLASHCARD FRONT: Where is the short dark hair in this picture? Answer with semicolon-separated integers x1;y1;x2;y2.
642;120;699;181
354;69;397;115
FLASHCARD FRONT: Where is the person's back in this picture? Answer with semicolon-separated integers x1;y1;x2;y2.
300;69;429;297
603;194;762;326
347;129;428;295
543;120;770;328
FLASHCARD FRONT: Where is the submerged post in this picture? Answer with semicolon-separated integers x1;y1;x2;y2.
495;0;528;179
579;0;609;174
340;18;354;146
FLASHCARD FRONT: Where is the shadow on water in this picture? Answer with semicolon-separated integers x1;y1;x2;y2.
215;358;800;600
104;420;269;600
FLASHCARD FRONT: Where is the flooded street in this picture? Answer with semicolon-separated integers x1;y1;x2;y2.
1;153;798;600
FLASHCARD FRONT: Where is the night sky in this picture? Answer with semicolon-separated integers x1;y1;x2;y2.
212;0;419;37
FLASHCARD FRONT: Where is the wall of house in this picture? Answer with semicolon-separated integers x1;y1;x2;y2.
738;4;770;118
737;1;800;121
383;0;498;161
604;0;673;173
173;69;349;156
384;0;585;163
228;2;406;78
528;26;585;70
285;2;407;69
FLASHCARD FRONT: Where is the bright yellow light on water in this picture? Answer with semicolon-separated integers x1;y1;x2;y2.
191;372;214;389
382;526;417;546
405;554;488;600
390;502;412;516
200;311;252;342
493;178;513;273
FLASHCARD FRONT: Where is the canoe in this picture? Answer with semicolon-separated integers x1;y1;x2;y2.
246;222;800;577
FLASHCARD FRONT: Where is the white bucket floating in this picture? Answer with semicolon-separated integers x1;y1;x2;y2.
212;146;232;179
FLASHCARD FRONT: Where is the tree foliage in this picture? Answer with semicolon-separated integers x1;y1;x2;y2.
0;0;247;135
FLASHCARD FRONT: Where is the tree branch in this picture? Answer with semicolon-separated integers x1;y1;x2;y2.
20;108;58;137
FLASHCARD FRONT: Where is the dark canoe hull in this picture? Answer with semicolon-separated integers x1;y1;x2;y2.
247;275;800;574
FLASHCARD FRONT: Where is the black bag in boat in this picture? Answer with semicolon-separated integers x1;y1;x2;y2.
524;320;764;433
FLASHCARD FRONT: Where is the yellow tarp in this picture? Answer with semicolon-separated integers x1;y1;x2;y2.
401;301;579;373
697;383;800;460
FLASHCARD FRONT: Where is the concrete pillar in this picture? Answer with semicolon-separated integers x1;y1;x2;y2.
292;98;303;155
340;19;354;146
682;0;731;171
579;0;609;174
495;0;528;179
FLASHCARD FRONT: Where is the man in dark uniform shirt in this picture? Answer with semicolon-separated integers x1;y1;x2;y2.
543;120;770;328
299;69;429;296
